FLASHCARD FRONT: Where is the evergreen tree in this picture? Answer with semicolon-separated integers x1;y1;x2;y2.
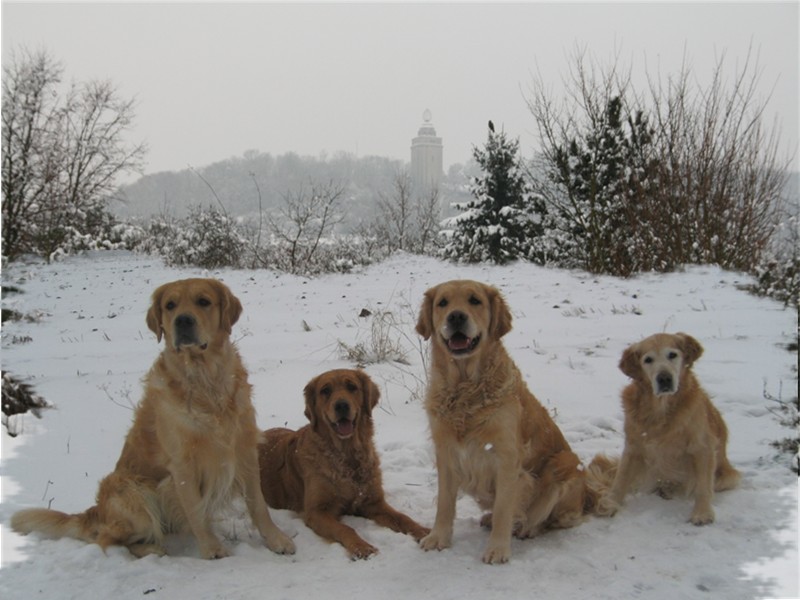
548;96;656;275
443;125;539;264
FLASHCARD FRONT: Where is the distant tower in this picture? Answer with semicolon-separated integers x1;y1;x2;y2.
410;109;443;193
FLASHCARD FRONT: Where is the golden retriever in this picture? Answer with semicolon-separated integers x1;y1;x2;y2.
594;332;741;524
415;280;596;564
11;278;296;559
258;369;429;559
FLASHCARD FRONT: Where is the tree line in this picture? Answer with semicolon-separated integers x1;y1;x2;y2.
2;46;795;305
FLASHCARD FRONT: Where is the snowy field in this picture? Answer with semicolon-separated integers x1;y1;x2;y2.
0;250;797;599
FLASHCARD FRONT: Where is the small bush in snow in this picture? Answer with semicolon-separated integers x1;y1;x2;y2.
750;213;800;309
338;310;409;367
2;371;50;437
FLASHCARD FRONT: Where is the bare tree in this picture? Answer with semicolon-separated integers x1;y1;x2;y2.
414;186;443;255
267;179;345;273
2;48;64;259
376;170;415;252
2;47;146;260
371;169;442;255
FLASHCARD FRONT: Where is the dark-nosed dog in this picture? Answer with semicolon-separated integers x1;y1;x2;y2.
594;332;741;524
12;279;295;559
416;280;598;564
258;369;429;559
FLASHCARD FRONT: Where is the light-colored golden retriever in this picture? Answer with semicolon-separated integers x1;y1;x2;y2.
11;278;295;559
594;332;740;525
415;279;597;564
258;369;429;559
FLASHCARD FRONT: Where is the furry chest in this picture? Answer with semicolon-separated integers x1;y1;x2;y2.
452;438;502;503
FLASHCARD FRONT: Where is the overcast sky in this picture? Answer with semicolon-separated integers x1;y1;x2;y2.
2;2;798;179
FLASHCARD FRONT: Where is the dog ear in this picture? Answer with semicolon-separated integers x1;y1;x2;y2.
488;286;512;339
619;344;640;379
415;287;436;340
357;370;380;416
676;333;703;367
214;281;242;334
303;376;318;430
146;284;166;343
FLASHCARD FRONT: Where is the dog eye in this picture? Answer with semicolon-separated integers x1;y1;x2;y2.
320;385;332;397
469;295;481;305
165;301;176;311
197;297;211;307
667;351;678;360
345;382;358;393
643;356;654;364
437;298;448;308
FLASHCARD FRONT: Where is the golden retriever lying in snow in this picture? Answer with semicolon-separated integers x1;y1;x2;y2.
416;279;598;564
595;332;740;525
12;278;295;559
258;369;429;559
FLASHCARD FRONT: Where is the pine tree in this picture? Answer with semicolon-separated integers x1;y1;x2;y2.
443;125;539;264
548;96;656;275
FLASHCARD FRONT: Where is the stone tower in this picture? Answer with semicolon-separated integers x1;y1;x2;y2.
410;109;443;193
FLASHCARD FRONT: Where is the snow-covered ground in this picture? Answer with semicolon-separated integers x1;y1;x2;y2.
1;250;797;599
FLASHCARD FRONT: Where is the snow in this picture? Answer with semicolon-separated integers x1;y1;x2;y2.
1;250;797;600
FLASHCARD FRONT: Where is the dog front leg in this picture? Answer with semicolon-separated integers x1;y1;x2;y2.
169;468;228;559
599;447;643;516
305;509;377;560
419;447;459;552
363;500;430;541
482;452;518;564
240;451;296;555
689;449;716;525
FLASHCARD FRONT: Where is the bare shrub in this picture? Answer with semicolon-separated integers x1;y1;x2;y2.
337;310;409;367
526;46;790;276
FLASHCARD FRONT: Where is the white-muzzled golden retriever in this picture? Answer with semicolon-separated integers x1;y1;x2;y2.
594;332;740;525
258;369;429;559
416;279;598;564
11;278;296;559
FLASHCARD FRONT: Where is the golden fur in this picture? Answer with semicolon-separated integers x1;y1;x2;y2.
415;280;596;564
595;332;741;525
258;369;429;559
11;278;295;559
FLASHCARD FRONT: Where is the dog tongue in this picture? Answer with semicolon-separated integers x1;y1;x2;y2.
448;334;472;351
336;419;354;437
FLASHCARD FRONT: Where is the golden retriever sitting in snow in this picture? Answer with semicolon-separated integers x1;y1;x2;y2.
595;332;740;525
258;369;429;560
415;279;598;564
12;278;296;559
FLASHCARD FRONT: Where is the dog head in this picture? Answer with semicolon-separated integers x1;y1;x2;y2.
619;332;703;396
415;279;512;360
146;278;242;353
303;369;380;440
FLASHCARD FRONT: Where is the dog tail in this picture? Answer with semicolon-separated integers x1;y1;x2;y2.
583;454;618;514
11;506;100;544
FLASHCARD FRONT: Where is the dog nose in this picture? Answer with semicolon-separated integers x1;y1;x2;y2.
656;372;674;393
447;311;467;329
334;400;350;418
175;314;196;331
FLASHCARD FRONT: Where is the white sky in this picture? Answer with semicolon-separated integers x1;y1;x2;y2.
2;1;798;178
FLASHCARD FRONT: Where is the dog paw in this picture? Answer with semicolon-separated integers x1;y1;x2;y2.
128;543;167;558
482;542;511;565
410;524;431;541
202;544;231;560
690;508;715;526
419;529;452;551
595;495;620;517
265;530;297;555
348;540;379;560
